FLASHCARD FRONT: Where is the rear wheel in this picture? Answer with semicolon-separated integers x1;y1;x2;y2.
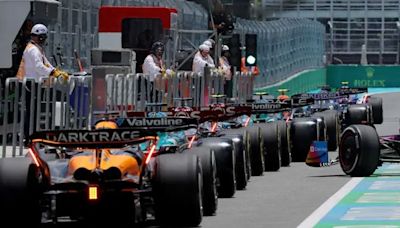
345;104;371;126
290;118;318;162
200;138;236;198
189;146;218;215
277;121;291;167
225;128;252;181
153;153;203;226
339;125;380;177
368;96;383;124
316;110;340;151
0;157;42;225
223;133;247;190
258;123;281;172
246;126;264;176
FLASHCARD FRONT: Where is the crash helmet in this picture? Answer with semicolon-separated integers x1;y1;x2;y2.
31;24;48;36
151;41;164;56
277;89;289;101
277;95;289;102
95;120;118;129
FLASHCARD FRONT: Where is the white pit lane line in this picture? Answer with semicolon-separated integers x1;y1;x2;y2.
297;177;363;228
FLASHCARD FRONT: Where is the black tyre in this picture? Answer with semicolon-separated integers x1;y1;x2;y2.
258;123;281;171
277;120;291;167
223;133;247;190
200;138;236;198
317;110;340;151
153;153;203;226
189;146;218;215
368;96;383;124
0;157;42;225
345;104;371;125
290;118;318;162
246;126;265;176
339;125;380;177
225;128;252;181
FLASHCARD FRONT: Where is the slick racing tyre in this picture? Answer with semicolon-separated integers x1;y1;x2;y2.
0;157;42;225
189;146;218;215
339;125;380;177
246;126;265;176
223;133;248;190
290;118;320;162
224;128;252;181
368;96;383;124
153;153;203;226
277;120;291;167
345;104;372;126
200;138;236;198
315;110;340;151
258;123;281;172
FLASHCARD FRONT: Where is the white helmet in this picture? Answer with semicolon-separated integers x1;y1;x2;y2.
222;45;229;51
31;24;48;35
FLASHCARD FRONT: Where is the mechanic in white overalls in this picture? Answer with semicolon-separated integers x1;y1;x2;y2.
142;41;173;103
219;45;232;96
16;23;68;143
192;44;215;74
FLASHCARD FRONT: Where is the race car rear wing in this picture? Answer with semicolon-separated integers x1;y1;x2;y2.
30;129;156;148
291;92;346;101
165;97;315;122
115;117;198;131
29;117;198;148
291;87;367;101
337;87;368;95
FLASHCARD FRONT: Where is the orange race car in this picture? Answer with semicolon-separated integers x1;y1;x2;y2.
0;118;203;227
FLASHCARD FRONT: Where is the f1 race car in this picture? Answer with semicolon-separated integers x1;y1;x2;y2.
0;118;204;226
304;93;388;177
288;86;383;162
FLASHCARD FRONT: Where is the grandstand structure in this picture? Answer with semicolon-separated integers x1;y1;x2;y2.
261;0;400;64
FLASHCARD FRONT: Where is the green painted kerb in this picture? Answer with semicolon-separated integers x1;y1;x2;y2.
327;65;400;88
254;68;327;96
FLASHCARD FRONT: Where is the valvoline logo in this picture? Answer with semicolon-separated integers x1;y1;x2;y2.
306;141;328;167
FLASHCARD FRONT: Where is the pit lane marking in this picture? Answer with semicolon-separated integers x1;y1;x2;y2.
297;178;363;228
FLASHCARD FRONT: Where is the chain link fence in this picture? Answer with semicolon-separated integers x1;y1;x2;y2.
234;18;325;89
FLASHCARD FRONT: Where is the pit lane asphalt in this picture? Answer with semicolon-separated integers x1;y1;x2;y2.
43;92;398;228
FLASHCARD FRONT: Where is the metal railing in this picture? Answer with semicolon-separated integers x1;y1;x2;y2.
104;68;254;116
0;69;255;157
0;76;92;157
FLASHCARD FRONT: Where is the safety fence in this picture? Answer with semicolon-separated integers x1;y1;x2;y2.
0;70;253;157
234;18;326;88
104;69;254;117
0;76;92;157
